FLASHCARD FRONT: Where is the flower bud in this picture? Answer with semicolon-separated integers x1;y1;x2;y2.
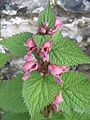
43;22;48;29
40;27;46;34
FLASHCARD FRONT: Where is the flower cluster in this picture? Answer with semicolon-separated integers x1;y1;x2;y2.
22;17;69;112
37;17;63;36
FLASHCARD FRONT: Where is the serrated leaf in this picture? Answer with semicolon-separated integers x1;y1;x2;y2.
1;112;30;120
0;53;11;68
34;113;45;120
0;32;32;57
60;72;90;114
0;73;27;113
38;4;55;29
49;30;90;66
49;112;65;120
65;112;90;120
34;35;51;50
49;112;90;120
23;72;60;119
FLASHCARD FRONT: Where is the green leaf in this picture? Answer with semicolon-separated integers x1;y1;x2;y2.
49;30;90;66
0;73;27;113
60;72;90;114
65;112;90;120
34;113;45;120
1;112;30;120
0;32;32;57
49;112;65;120
34;35;51;50
38;4;55;29
49;112;90;120
0;53;11;68
23;72;60;119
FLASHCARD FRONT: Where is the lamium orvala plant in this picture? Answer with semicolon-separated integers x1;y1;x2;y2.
0;3;90;120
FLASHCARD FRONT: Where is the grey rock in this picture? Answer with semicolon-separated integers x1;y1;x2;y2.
0;0;10;10
62;17;90;42
1;17;38;38
1;0;48;16
78;64;90;72
0;57;24;80
11;0;48;14
56;0;90;13
86;45;90;56
87;37;90;43
0;45;6;53
32;7;44;14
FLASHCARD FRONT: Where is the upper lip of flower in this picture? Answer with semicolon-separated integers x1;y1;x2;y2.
23;60;39;73
25;38;37;52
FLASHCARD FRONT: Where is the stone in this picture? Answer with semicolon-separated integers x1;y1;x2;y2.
86;45;90;56
0;45;5;53
10;0;48;13
62;17;90;42
56;0;90;13
87;37;90;43
1;17;38;38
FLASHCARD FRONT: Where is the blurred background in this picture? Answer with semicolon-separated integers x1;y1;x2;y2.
0;0;90;81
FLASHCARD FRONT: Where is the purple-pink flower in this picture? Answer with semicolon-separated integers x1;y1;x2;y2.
48;17;63;36
38;40;53;62
24;51;35;61
48;64;69;84
52;93;63;112
37;17;62;36
22;17;68;83
26;38;37;52
43;22;48;29
22;61;39;80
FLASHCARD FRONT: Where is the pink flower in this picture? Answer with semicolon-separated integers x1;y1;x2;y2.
38;51;49;62
47;28;53;35
26;38;37;52
55;17;63;28
38;40;53;62
40;27;47;34
37;27;46;35
37;27;41;33
24;51;35;61
48;64;69;84
52;93;63;112
43;22;48;29
37;22;48;34
22;61;39;80
48;17;63;36
22;72;30;81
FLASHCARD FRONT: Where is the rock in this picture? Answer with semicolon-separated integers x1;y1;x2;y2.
0;45;6;53
2;9;17;16
76;35;83;43
10;57;24;70
86;45;90;56
1;0;49;16
0;0;10;10
1;17;38;38
62;17;90;42
56;0;90;13
11;0;48;14
0;57;24;80
87;37;90;43
32;7;44;14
